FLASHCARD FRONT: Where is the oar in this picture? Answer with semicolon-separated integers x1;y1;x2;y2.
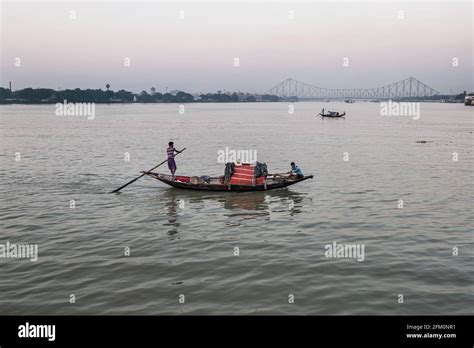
111;148;186;193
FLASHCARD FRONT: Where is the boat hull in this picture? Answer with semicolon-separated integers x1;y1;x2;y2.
145;172;313;192
318;112;345;118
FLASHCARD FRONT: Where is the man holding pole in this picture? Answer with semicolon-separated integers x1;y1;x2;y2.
110;144;186;193
167;141;180;177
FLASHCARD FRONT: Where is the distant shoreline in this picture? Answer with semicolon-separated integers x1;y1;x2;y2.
2;87;468;105
0;100;281;105
0;99;467;106
0;87;282;104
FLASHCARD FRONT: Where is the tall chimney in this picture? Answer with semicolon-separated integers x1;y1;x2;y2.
9;81;12;91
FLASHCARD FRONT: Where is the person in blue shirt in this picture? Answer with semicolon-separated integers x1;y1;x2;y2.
289;162;304;179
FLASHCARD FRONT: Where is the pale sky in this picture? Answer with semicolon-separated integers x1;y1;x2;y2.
1;1;472;93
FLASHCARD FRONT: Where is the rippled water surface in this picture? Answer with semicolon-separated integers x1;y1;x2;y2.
0;102;472;315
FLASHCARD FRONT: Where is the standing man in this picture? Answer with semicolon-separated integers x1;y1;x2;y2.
167;141;180;177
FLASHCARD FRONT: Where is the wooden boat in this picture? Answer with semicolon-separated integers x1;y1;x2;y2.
319;111;346;118
144;172;313;192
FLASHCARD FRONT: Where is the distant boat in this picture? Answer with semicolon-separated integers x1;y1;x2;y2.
344;99;355;103
318;110;345;118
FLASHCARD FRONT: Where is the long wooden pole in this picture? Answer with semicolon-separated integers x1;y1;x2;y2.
111;148;186;193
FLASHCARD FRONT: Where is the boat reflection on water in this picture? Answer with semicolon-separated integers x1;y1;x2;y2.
163;192;180;237
223;192;268;211
157;188;308;235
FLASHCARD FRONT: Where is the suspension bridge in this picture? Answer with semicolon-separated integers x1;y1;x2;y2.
265;77;440;100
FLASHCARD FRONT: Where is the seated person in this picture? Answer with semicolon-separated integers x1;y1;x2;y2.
288;162;304;179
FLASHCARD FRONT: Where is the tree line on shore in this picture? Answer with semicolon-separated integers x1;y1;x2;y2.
0;86;280;104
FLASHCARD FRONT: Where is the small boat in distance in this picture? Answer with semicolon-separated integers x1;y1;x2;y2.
344;99;355;103
318;109;346;118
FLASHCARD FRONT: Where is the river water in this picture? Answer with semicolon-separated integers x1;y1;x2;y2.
0;102;472;314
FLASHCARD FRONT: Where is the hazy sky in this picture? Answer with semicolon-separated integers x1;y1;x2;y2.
1;1;472;93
